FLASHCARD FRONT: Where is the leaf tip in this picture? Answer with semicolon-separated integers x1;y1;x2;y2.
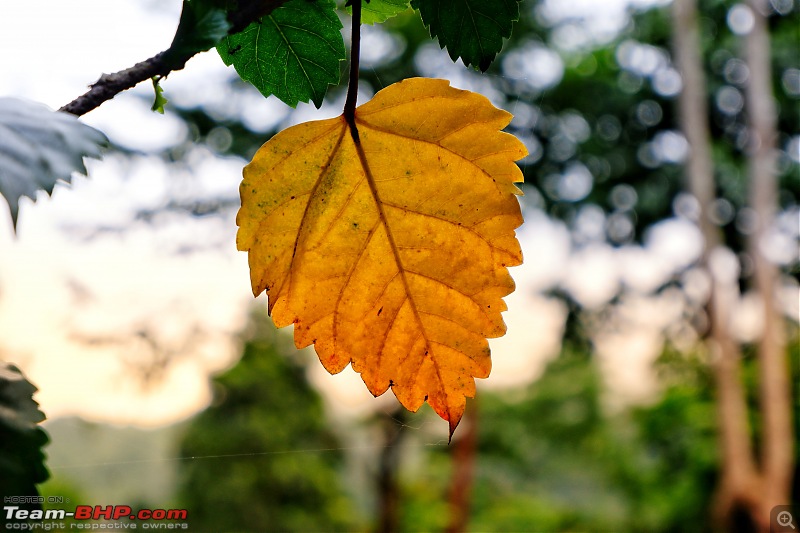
9;213;19;235
448;415;461;443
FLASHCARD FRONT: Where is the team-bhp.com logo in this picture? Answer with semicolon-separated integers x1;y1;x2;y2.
4;505;188;530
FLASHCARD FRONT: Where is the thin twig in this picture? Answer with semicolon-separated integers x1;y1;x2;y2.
60;0;291;117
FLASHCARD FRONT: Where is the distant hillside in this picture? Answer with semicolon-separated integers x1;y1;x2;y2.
42;417;187;506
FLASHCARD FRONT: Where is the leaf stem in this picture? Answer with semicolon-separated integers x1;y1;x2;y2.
343;0;362;127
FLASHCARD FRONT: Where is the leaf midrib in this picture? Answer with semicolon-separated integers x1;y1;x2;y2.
267;15;313;98
462;0;485;62
347;120;451;420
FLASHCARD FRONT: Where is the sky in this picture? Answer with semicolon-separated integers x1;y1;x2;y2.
0;0;789;430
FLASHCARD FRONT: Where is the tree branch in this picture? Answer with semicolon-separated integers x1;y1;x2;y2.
59;0;291;117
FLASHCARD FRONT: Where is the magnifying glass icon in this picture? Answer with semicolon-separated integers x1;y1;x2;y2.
778;511;796;530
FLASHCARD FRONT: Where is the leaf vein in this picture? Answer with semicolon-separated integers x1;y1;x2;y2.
381;202;510;254
333;220;383;345
357;119;507;196
406;271;494;324
286;125;348;304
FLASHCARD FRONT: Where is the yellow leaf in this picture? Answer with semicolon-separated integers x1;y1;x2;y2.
237;78;526;436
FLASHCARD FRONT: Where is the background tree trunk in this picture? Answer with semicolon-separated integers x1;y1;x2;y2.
445;402;478;533
671;0;795;529
376;410;406;533
743;0;794;519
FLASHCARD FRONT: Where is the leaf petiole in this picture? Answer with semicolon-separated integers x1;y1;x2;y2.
343;0;362;127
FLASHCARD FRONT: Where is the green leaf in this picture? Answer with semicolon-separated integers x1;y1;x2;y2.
166;0;232;59
347;0;410;25
0;98;107;230
151;76;169;114
411;0;520;71
0;363;50;506
217;0;345;108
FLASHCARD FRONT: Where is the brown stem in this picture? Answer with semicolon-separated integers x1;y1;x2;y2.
744;0;794;514
376;410;405;533
60;0;291;117
670;0;761;526
445;401;477;533
344;0;362;127
60;52;176;116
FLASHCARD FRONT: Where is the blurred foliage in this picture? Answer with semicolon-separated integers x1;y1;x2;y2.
0;98;107;230
396;345;719;531
170;329;800;531
395;330;799;532
0;363;49;516
175;311;360;532
39;478;88;527
169;309;796;532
